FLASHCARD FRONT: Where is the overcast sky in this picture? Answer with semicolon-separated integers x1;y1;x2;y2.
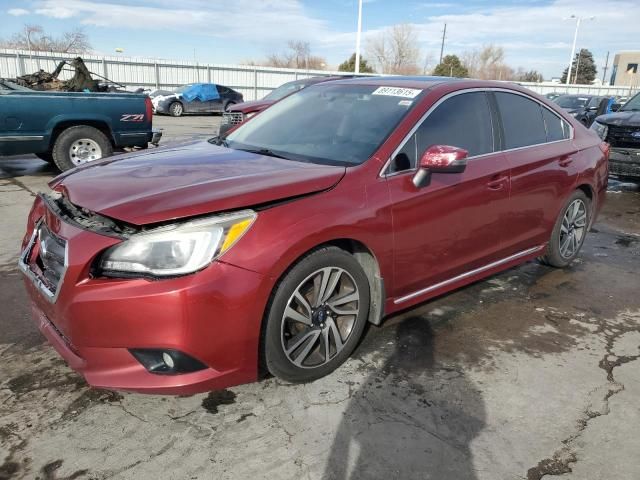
1;0;638;79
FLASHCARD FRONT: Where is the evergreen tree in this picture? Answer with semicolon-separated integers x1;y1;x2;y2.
338;53;375;73
560;49;597;84
433;55;469;78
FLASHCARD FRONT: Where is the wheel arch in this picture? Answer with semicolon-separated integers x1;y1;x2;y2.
257;237;385;379
48;120;114;150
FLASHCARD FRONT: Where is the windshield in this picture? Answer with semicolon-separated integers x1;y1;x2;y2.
263;81;306;101
226;84;422;166
554;95;590;109
621;93;640;111
173;84;193;94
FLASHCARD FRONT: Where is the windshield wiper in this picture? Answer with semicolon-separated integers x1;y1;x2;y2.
208;136;229;147
236;147;291;160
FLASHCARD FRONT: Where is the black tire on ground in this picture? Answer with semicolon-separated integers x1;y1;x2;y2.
51;125;113;172
169;102;184;117
35;152;54;164
264;246;371;383
539;190;591;268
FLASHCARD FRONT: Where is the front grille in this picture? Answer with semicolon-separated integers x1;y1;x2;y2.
36;225;66;294
221;112;244;126
21;222;67;300
606;125;640;149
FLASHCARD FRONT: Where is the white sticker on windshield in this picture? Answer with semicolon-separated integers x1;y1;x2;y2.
372;87;422;98
398;100;413;106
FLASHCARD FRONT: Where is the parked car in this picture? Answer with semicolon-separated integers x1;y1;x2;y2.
153;83;243;117
0;83;161;171
19;77;608;394
219;76;351;136
591;91;640;180
553;94;610;127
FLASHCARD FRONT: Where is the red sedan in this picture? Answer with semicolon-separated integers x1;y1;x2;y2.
20;77;609;394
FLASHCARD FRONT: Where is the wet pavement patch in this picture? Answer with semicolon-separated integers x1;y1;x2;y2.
61;389;124;422
201;389;237;414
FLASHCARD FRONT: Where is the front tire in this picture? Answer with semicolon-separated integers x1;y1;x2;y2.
540;190;590;267
52;126;113;171
264;247;370;383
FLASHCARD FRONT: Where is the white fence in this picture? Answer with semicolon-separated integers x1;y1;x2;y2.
1;48;637;101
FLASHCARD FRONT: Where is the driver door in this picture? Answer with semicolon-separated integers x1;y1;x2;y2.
384;91;511;299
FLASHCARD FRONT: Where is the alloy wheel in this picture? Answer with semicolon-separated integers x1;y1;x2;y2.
280;267;360;369
559;198;587;258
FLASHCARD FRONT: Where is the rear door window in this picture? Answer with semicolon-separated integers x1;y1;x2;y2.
495;92;547;149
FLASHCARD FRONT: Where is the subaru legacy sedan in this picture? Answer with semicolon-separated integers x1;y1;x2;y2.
20;77;608;394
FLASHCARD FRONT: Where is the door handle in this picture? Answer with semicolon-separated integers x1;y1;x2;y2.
487;174;508;190
559;155;573;167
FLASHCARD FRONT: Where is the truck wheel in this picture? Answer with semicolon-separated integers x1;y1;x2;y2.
52;126;113;171
35;152;54;164
169;102;184;117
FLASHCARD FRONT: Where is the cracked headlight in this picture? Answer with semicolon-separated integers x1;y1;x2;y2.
590;121;608;140
100;211;256;277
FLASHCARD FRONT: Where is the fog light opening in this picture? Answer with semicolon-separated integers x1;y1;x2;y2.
162;352;175;369
129;348;207;375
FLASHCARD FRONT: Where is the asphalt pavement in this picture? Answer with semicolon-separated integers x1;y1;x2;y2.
1;115;639;480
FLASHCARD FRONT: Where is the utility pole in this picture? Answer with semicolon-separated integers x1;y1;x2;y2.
439;23;447;64
354;0;363;74
602;51;610;85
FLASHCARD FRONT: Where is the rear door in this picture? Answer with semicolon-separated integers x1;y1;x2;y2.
385;91;511;299
492;91;577;254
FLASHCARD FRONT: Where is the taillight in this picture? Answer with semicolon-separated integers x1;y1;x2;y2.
145;96;153;121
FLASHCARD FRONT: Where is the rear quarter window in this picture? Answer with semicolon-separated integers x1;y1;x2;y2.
541;108;570;142
495;92;547;149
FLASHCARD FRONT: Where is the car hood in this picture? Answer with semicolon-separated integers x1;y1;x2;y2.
50;141;346;225
228;99;274;113
595;111;640;127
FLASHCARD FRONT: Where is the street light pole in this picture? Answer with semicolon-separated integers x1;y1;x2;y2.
354;0;363;74
565;15;594;85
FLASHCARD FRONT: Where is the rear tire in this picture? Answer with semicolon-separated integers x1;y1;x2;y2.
264;247;370;383
52;126;113;172
539;190;590;268
169;102;184;117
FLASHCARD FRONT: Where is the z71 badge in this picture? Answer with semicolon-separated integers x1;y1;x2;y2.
120;114;145;122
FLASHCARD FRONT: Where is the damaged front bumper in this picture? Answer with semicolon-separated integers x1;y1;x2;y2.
19;194;269;394
609;147;640;178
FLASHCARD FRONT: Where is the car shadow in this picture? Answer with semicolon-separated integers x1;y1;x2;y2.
323;316;485;480
0;155;58;179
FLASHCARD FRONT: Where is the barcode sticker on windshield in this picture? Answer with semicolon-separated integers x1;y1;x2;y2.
372;87;422;98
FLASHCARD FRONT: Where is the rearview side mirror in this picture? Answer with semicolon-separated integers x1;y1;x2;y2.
413;145;468;188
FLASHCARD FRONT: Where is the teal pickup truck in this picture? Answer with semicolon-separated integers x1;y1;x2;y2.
0;79;161;171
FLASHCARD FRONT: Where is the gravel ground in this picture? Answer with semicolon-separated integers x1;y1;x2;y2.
1;116;639;480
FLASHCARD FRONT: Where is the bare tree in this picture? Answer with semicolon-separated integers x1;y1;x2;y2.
262;40;326;70
462;45;514;80
1;24;91;54
367;24;421;74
